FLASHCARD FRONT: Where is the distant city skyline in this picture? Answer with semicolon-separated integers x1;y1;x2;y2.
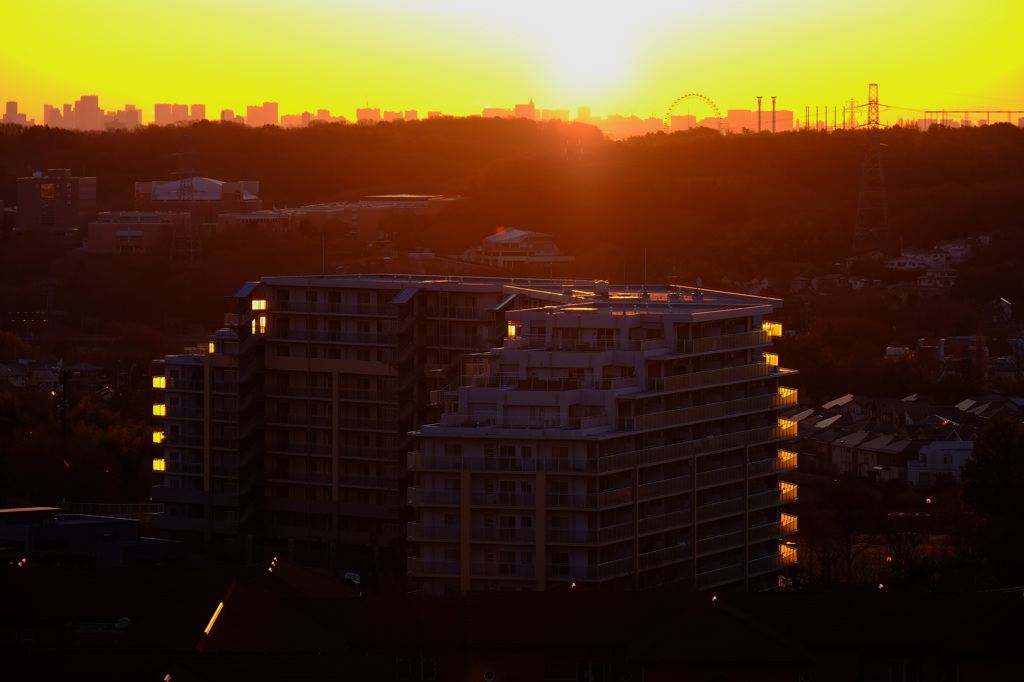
3;0;1022;129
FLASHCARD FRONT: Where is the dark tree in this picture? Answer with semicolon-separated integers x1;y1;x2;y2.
960;417;1024;585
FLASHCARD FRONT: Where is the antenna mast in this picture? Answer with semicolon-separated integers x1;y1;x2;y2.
169;133;202;264
852;84;890;253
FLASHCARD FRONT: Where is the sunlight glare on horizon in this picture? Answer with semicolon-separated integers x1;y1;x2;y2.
1;0;1023;123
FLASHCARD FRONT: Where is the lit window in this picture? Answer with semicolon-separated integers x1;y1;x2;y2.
762;321;782;337
152;431;165;444
208;341;216;354
251;299;267;310
252;315;267;335
153;404;166;416
153;458;166;472
152;376;166;389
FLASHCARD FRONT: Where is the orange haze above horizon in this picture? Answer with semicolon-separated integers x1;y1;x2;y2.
3;0;1023;126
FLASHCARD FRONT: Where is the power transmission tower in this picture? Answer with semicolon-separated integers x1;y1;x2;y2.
852;84;890;253
169;133;202;264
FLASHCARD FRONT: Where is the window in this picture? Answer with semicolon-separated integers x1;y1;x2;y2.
152;404;166;416
153;458;166;471
251;299;267;310
152;376;166;389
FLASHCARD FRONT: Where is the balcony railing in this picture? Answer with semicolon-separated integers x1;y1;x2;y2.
551;556;634;581
696;530;745;556
638;475;692;500
545;486;633;510
470;492;537;507
546;521;634;545
696;497;745;521
677;330;771;355
696;464;745;489
638;543;693;571
748;450;798;477
274;300;397;317
407;558;460;576
748;482;798;510
647;362;772;393
407;487;461;506
469;527;537;543
638;509;692;535
696;562;745;589
411;424;797;479
472;562;536;579
622;388;797;431
265;470;333;485
748;548;798;576
407;522;460;541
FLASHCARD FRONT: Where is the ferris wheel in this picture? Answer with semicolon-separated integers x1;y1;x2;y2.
664;93;723;133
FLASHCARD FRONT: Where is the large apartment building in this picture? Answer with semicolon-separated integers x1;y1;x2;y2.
409;280;799;593
151;275;798;591
150;274;558;567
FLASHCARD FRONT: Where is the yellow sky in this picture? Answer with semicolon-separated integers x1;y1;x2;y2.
3;0;1023;124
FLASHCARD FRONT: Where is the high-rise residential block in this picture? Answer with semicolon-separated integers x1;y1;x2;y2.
151;276;798;593
409;281;798;593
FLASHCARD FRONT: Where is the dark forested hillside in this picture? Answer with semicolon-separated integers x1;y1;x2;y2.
2;118;1023;361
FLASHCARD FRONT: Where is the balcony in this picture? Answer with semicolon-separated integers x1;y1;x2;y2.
166;406;206;420
472;562;536;579
748;546;798;576
695;464;745;489
407;522;460;541
676;329;771;355
274;300;397;317
647;362;772;393
407;487;461;506
470;491;537;507
545;486;633;510
550;556;634;582
264;385;334;400
748;514;798;542
748;482;798;511
265;470;333;485
621;387;798;432
695;561;745;589
696;530;745;556
748;449;798;477
546;521;634;545
165;460;204;475
469;527;537;543
638;509;692;535
407;557;460;577
638;543;693;571
638;475;692;500
696;496;745;522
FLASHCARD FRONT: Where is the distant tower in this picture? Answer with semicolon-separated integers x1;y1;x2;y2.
169;133;202;264
757;96;762;133
852;84;890;253
771;96;776;133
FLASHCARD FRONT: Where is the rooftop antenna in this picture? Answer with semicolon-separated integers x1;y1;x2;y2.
642;248;648;297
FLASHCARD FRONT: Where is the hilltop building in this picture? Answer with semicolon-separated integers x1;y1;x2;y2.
457;226;575;271
151;275;797;592
14;169;97;236
134;177;261;229
86;211;189;254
